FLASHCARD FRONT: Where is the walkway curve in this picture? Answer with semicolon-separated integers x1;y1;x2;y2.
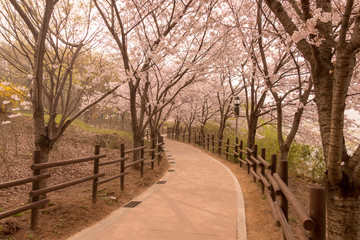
68;138;247;240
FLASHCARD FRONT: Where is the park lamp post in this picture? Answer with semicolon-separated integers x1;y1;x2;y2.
234;96;240;142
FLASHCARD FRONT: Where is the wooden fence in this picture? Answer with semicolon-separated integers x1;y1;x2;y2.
0;136;165;229
167;127;326;240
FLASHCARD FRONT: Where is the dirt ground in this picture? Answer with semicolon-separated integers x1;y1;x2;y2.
0;117;169;240
0;163;169;240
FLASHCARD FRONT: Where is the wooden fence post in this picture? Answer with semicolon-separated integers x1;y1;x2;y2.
226;138;230;161
246;148;251;174
183;128;186;142
151;139;155;169
239;141;243;167
194;132;197;145
234;138;238;163
198;132;200;146
207;134;210;150
188;128;191;143
253;145;258;182
212;135;215;153
260;148;266;194
140;140;144;177
279;160;288;221
278;159;288;240
202;132;206;149
157;136;162;165
92;144;100;204
120;144;125;191
218;138;221;156
31;150;41;230
270;154;277;201
310;187;326;240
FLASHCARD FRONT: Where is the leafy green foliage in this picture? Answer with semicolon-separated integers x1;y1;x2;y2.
288;142;325;181
202;122;325;181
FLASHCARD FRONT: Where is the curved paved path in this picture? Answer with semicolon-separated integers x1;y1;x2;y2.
68;138;246;240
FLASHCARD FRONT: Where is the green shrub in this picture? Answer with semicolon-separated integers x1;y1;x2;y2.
200;121;325;181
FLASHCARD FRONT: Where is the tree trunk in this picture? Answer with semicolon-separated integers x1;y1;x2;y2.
175;120;180;140
132;132;142;169
150;131;157;142
312;70;333;163
261;1;360;238
327;190;360;239
36;138;51;199
120;111;126;131
312;59;360;239
279;145;289;162
187;124;192;142
247;112;259;150
200;125;204;139
218;123;225;141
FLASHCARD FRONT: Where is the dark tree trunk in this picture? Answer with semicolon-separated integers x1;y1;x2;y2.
175;120;180;140
327;190;360;240
262;0;360;237
246;112;259;150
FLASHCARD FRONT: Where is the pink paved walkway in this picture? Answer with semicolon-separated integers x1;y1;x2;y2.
68;138;246;240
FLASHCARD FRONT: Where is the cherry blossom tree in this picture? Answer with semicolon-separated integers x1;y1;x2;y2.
94;0;224;153
196;83;217;137
0;0;121;178
255;0;315;165
263;0;360;238
176;92;200;140
224;0;270;149
211;66;243;141
172;80;216;139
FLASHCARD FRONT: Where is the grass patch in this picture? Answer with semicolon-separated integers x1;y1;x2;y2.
289;217;298;223
72;119;133;140
39;114;133;140
12;212;23;217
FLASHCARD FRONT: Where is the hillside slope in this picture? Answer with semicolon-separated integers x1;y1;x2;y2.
0;116;168;240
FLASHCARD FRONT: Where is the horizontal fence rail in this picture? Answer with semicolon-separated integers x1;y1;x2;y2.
0;135;165;230
167;127;326;240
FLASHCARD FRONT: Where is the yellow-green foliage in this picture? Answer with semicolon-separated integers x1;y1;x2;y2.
43;114;133;140
0;83;26;113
